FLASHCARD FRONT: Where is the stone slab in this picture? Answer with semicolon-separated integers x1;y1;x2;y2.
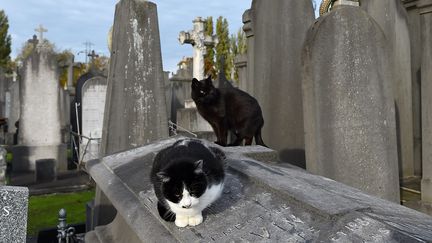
35;159;56;182
0;186;29;243
85;137;432;242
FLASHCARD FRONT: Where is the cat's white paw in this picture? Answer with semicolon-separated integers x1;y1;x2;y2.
188;214;203;226
175;215;189;227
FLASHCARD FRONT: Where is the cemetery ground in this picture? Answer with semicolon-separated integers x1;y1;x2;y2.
27;189;94;236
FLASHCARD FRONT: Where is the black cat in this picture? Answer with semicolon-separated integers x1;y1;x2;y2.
191;75;266;147
150;139;225;227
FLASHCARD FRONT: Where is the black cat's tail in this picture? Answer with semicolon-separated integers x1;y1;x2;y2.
254;128;267;147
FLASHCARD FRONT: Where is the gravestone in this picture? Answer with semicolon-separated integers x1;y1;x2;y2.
419;0;432;204
302;4;400;202
403;0;423;177
71;70;103;168
94;0;169;229
179;17;217;80
13;41;67;172
242;0;314;162
169;57;193;124
361;0;415;181
35;158;56;182
84;137;432;243
234;54;247;91
0;186;29;243
100;0;168;156
80;76;107;163
7;71;19;136
0;147;6;185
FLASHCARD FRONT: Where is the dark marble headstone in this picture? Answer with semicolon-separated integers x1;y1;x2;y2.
35;158;56;182
0;186;29;243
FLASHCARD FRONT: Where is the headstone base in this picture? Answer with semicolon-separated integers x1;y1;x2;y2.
11;144;67;172
422;178;432;203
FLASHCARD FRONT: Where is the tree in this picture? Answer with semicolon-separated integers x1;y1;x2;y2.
204;17;216;78
0;10;11;70
215;16;231;78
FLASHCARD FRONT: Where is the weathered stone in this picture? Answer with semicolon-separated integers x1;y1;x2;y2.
234;54;247;91
403;0;423;177
35;158;56;182
0;147;6;185
169;57;193;124
419;0;432;204
16;46;66;171
242;0;314;161
84;137;432;242
361;0;415;180
0;186;29;243
7;72;20;136
94;0;169;230
100;0;168;156
80;76;107;163
302;5;400;202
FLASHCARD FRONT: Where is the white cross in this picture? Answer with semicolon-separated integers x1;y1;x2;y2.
34;24;48;43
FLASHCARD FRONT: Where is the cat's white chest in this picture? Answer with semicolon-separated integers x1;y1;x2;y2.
167;183;224;216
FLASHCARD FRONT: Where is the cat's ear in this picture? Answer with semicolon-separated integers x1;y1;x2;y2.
157;172;170;183
194;159;204;174
205;76;212;85
192;78;199;88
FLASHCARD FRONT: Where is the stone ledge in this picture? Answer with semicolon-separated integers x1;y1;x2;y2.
85;137;432;242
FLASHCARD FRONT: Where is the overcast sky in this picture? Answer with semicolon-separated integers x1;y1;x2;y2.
1;0;320;73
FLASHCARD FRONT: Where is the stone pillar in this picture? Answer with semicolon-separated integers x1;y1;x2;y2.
403;0;423;177
94;0;169;228
419;0;432;204
302;4;400;202
243;0;314;163
100;0;168;156
8;72;19;135
179;17;217;80
361;0;415;180
234;54;247;91
242;9;255;96
14;44;67;172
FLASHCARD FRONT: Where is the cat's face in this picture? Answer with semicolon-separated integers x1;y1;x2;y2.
191;76;215;99
157;160;207;209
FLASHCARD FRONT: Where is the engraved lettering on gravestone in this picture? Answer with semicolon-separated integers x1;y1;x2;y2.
1;190;11;217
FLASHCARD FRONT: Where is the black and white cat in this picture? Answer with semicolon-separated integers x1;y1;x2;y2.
150;139;225;227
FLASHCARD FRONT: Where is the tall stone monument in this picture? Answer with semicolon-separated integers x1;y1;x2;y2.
361;0;415;181
14;33;67;172
101;0;168;156
242;0;315;163
419;0;432;204
302;2;400;202
178;17;217;80
94;0;169;228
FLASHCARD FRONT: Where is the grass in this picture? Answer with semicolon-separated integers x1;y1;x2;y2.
28;190;95;236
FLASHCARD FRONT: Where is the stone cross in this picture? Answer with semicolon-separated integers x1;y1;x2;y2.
88;50;99;63
34;24;47;44
179;17;217;80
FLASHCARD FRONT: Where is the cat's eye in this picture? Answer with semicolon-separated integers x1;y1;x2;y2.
175;193;181;197
200;90;205;94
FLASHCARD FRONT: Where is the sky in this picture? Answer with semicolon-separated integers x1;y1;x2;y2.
1;0;320;74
